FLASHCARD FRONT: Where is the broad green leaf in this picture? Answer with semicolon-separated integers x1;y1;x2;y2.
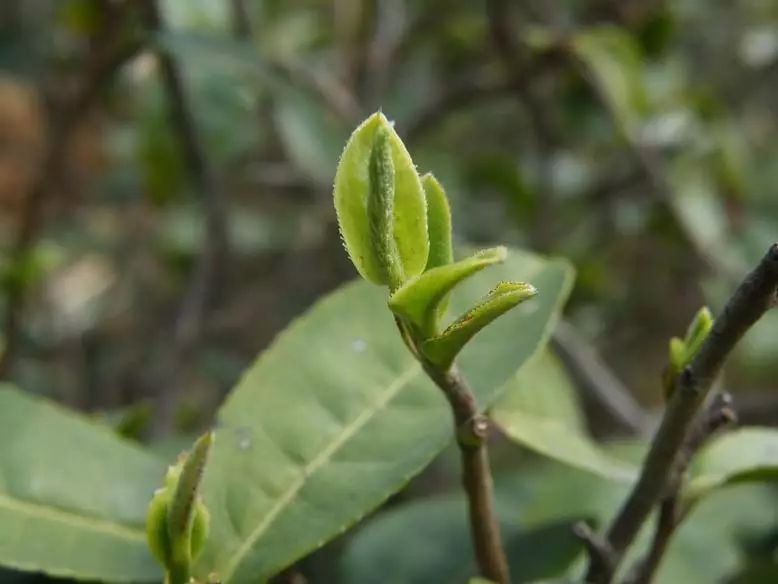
340;495;581;584
422;281;538;369
422;174;454;271
491;352;638;483
195;249;573;583
571;27;648;137
388;247;507;335
685;427;778;501
334;112;429;286
0;386;165;582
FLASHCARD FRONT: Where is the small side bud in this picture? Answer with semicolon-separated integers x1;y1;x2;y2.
683;306;713;359
146;432;213;584
664;307;713;399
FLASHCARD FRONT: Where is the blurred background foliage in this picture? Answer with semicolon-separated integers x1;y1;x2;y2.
1;0;778;582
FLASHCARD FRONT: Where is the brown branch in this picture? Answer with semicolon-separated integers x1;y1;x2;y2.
627;393;736;584
139;0;229;427
0;17;143;378
423;364;511;584
485;0;567;249
585;244;778;583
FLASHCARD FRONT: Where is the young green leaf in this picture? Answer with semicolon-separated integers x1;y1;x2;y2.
422;281;538;369
388;247;507;336
334;112;428;287
683;306;713;359
422;173;453;271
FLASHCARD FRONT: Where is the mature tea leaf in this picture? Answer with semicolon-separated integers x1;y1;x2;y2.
0;386;165;582
195;249;573;583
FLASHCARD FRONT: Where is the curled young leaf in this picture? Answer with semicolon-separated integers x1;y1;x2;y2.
334;112;428;287
146;432;213;584
422;173;453;271
422;281;537;369
388;247;507;337
368;126;405;289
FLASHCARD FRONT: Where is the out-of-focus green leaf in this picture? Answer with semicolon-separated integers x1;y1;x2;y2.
571;27;649;137
491;352;638;483
493;350;585;433
685;427;778;501
501;460;775;583
275;86;349;186
195;249;573;583
340;495;581;584
136;83;185;204
0;386;165;582
655;484;778;584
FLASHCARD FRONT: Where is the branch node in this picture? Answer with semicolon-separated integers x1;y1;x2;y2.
678;366;697;395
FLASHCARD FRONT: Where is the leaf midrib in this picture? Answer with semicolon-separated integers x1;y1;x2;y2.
0;491;146;541
220;363;422;581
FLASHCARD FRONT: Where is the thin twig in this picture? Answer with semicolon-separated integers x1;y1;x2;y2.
423;363;511;584
139;0;229;427
585;244;778;583
552;320;652;436
230;0;252;39
485;0;565;249
0;19;143;378
574;521;617;579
